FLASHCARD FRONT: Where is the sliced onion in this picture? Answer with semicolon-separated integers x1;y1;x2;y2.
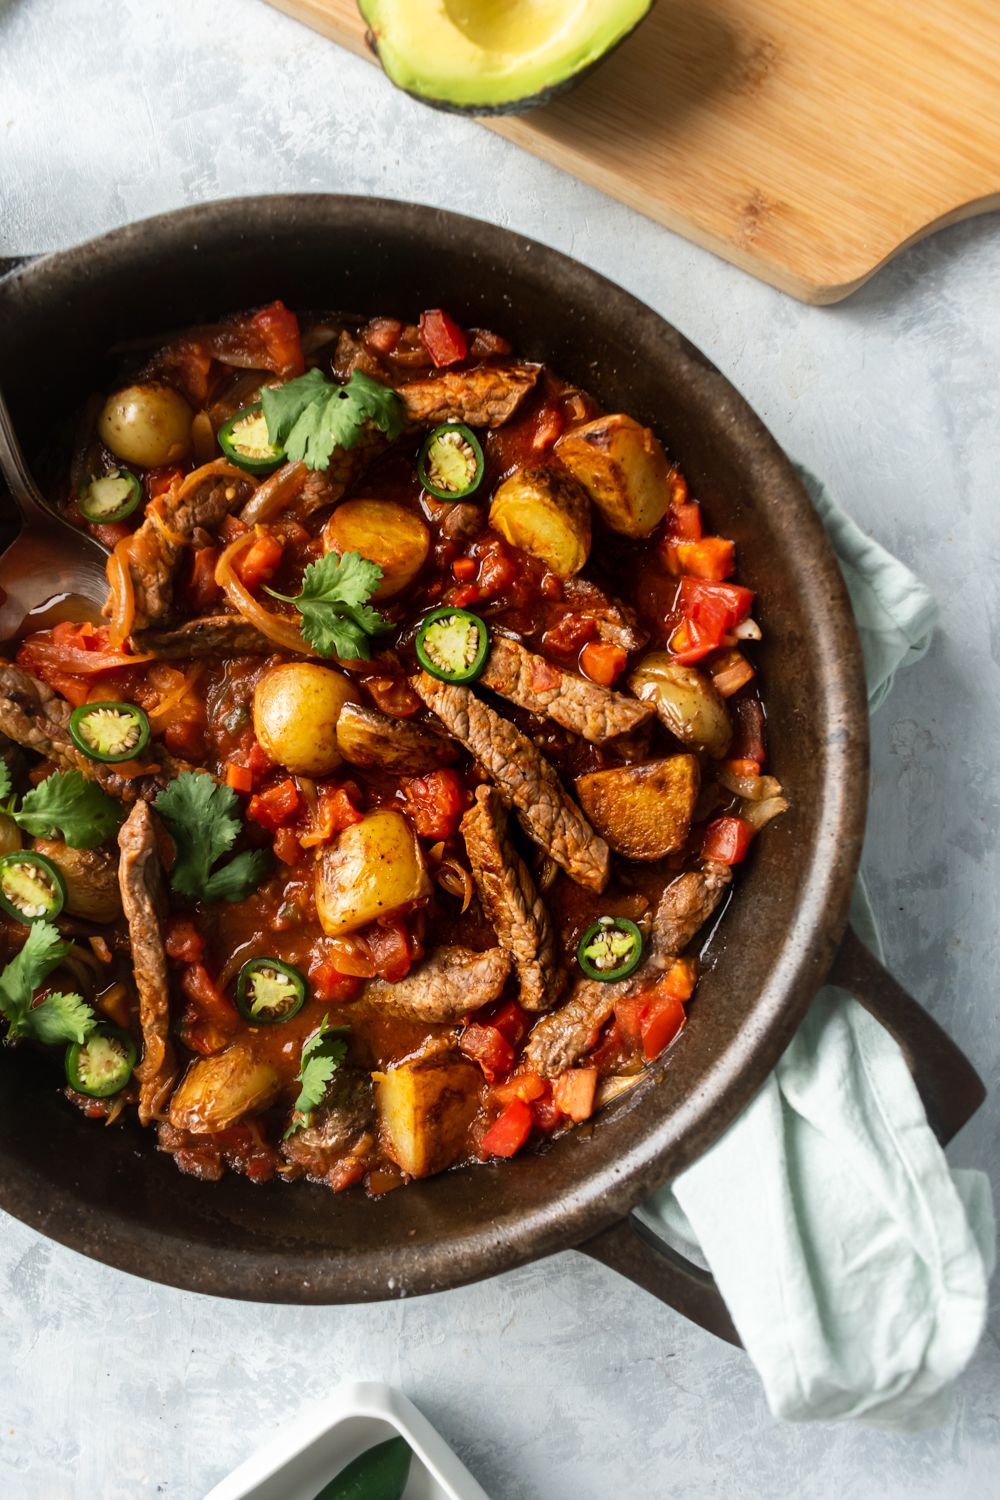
106;537;136;648
740;794;789;832
595;1072;645;1108
239;461;308;526
731;617;762;641
435;859;475;912
215;531;316;655
718;767;784;802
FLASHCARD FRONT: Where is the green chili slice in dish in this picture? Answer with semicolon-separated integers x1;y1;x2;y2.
0;851;67;925
65;1024;137;1098
218;403;286;474
78;469;142;524
414;606;489;684
577;916;644;982
417;423;484;500
69;701;151;764
236;957;308;1025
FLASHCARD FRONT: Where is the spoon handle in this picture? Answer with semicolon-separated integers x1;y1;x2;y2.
0;387;58;528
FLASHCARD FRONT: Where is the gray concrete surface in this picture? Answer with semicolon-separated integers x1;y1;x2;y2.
1;2;998;1496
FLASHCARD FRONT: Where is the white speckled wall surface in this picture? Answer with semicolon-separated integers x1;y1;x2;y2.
1;2;998;1496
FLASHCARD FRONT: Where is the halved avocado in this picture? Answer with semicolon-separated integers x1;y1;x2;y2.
358;0;654;116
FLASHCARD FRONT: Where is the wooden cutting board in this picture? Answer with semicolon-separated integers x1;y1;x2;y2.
264;0;1000;304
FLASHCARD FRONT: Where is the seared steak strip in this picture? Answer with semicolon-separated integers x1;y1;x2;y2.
461;786;564;1012
0;664;190;801
109;459;255;629
414;670;610;893
480;637;653;744
133;615;279;658
118;800;177;1124
358;945;511;1023
335;701;460;773
524;863;732;1077
279;1068;375;1179
399;364;539;429
563;577;648;654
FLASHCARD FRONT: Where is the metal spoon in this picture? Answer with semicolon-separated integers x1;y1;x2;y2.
0;387;110;641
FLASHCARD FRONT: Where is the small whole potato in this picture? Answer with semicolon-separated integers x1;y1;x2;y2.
253;663;358;776
315;810;432;936
98;382;193;468
323;499;430;599
31;839;122;923
628;653;732;758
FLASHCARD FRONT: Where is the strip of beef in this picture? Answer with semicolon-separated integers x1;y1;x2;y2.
524;862;733;1077
359;945;511;1023
480;637;653;744
279;1068;375;1180
0;664;190;801
335;701;460;773
110;459;256;628
399;364;539;429
414;671;610;893
133;615;278;658
118;800;176;1124
461;786;564;1012
297;426;394;515
562;576;649;654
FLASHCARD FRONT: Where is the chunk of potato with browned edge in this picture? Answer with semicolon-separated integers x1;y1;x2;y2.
489;465;591;579
628;653;732;758
169;1041;281;1135
323;498;430;600
315;809;432;936
374;1057;481;1178
575;756;700;860
556;414;671;538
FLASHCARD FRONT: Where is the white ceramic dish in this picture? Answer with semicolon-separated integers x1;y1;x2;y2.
204;1380;491;1500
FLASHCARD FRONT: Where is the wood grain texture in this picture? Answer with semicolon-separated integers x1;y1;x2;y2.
263;0;1000;303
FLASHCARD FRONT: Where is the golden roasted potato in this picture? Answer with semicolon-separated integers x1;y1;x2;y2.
575;756;700;860
489;465;591;579
253;663;358;775
323;499;430;599
98;382;193;468
628;653;732;758
374;1057;481;1177
168;1042;281;1134
315;810;432;936
556;414;670;538
31;839;122;923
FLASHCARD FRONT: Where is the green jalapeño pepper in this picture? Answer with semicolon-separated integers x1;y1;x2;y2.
236;957;308;1024
414;606;489;683
65;1024;137;1098
417;423;484;500
78;469;142;524
69;701;151;764
577;916;644;982
0;851;67;924
218;403;285;474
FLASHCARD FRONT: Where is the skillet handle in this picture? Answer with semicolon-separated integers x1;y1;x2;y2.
578;924;986;1345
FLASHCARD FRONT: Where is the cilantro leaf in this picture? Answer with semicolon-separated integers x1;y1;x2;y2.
266;550;391;661
13;770;123;849
0;760;11;803
260;368;405;472
285;1017;350;1137
155;772;268;904
0;921;96;1045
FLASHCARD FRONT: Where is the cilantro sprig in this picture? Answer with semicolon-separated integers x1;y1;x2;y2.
3;769;124;850
261;368;405;472
0;921;95;1046
154;772;269;904
284;1016;349;1137
265;550;391;661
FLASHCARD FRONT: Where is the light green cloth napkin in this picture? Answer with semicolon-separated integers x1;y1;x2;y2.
636;472;995;1425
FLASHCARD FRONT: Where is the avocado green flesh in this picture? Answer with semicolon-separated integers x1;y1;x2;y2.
359;0;653;111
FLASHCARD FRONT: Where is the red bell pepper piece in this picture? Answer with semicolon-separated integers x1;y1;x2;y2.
701;815;754;865
419;308;468;368
461;1023;515;1083
481;1098;533;1158
670;577;754;664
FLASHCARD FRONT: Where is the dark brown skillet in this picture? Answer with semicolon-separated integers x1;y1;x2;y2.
0;200;984;1341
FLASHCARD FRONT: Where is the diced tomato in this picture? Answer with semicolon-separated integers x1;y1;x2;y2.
251;300;305;379
531;404;565;452
674;537;736;580
186;546;223;612
452;555;477;582
449;582;482;608
164;717;207;760
273;826;301;866
482;999;531;1049
531;1090;564;1133
89;521;133;551
702;815;753;865
364;676;422;719
478;539;519;599
247;778;301;831
468;327;512;358
234;532;283;591
729;695;766;764
312;784;364;842
145;465;184;501
580;640;627;686
419;308;468;368
492;1071;547;1105
723;757;762;779
670;578;754;664
219;513;251;544
552;1068;598;1123
481;1098;533;1158
246;740;274;779
308;958;363;1004
366;918;413;983
461;1023;515;1083
542;612;599;656
225;762;253;793
164;918;205;964
662;499;703;543
402;768;469;841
